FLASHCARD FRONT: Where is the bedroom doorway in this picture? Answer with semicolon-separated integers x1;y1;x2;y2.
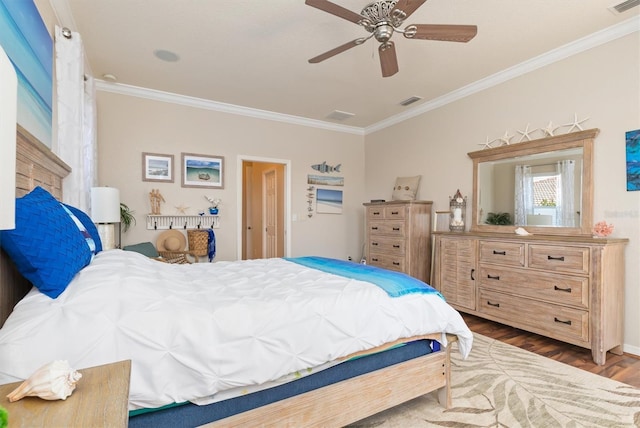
237;156;291;260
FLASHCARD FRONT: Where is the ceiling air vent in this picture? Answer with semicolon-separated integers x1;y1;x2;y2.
326;110;355;121
608;0;640;14
399;96;422;107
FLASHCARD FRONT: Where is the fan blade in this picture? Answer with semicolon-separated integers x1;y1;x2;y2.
309;38;364;63
379;42;399;77
391;0;427;21
305;0;363;24
405;24;477;42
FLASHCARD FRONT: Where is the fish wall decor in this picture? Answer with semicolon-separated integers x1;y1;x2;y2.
311;161;341;174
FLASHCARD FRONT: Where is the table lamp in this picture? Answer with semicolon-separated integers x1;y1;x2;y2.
90;187;120;249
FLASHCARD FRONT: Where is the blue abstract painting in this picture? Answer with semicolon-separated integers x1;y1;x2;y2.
626;129;640;191
0;0;52;147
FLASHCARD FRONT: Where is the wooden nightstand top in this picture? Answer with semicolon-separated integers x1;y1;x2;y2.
0;359;131;427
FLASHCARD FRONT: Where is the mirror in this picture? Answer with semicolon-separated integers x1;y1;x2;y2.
468;129;598;236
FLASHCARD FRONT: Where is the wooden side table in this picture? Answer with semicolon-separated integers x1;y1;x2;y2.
0;360;131;427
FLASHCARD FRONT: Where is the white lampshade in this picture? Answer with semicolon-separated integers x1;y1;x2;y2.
90;187;120;223
0;44;17;231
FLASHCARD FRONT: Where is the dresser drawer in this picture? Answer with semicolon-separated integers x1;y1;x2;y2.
368;221;406;237
478;289;589;343
366;205;406;220
368;253;405;272
478;266;588;308
384;205;406;219
368;237;405;255
479;241;525;267
528;244;589;275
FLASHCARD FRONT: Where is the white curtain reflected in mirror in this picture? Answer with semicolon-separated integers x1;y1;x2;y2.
514;165;533;226
557;160;575;227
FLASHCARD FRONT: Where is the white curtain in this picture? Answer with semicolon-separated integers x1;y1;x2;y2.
54;26;97;211
556;160;575;227
514;165;533;226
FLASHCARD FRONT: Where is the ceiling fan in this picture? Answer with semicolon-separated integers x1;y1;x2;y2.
306;0;477;77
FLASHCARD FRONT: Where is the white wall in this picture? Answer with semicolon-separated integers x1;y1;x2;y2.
364;34;640;354
96;92;366;262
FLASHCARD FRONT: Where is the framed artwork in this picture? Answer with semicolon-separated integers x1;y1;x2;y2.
0;0;53;146
181;153;224;189
434;210;451;232
308;174;344;187
626;129;640;191
316;188;343;214
142;152;174;182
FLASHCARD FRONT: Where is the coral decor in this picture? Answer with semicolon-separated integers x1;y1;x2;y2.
592;221;614;238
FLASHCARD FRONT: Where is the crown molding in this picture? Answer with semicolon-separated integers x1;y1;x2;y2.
364;15;639;135
90;15;638;136
95;81;364;136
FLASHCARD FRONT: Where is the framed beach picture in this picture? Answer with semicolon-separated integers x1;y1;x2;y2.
181;153;224;189
316;188;343;214
142;152;174;182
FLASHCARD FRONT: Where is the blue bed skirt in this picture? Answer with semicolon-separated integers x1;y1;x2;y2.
129;339;437;427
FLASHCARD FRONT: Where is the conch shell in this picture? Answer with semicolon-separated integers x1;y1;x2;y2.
7;360;82;402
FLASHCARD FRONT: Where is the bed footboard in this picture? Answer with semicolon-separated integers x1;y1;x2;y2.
201;336;455;428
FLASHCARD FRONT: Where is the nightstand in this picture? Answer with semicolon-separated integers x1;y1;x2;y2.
0;359;131;427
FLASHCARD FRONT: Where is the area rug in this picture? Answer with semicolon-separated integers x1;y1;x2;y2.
351;333;640;427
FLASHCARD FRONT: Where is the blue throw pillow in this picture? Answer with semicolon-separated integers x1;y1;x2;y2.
63;203;102;253
0;187;92;298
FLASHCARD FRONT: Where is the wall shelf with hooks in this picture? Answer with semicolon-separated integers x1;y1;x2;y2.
146;215;219;230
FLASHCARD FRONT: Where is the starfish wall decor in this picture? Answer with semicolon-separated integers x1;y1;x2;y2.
479;114;590;150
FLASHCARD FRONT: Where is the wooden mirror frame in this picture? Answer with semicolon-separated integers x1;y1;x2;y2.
467;128;598;236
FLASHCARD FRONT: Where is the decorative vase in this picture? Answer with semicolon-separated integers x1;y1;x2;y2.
209;207;219;215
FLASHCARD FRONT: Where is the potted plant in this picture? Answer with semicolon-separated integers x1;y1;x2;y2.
120;203;136;232
485;212;512;225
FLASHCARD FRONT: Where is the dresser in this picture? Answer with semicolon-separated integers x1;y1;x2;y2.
432;232;627;365
363;201;432;283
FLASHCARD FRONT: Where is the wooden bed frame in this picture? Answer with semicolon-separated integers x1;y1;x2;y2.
1;125;455;427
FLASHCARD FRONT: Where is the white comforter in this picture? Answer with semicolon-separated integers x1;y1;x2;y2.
0;250;472;410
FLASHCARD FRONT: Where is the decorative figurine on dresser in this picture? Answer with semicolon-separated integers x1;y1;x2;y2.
363;175;432;283
431;129;628;365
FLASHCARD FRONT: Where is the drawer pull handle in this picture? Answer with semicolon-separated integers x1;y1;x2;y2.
470;269;475;281
372;242;379;246
554;317;572;326
391;211;399;215
393;245;400;248
371;227;379;230
487;301;500;308
393;262;400;266
392;227;400;231
372;258;379;262
373;212;381;215
493;250;506;255
554;285;572;293
487;274;500;280
547;255;565;261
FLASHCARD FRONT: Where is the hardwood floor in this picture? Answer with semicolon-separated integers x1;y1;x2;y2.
462;313;640;388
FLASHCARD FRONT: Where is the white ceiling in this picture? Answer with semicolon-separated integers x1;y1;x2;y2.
55;0;638;130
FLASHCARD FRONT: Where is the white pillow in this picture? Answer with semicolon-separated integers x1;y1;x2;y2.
392;175;421;200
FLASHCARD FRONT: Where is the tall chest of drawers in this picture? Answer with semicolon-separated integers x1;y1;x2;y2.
432;232;627;365
363;201;432;283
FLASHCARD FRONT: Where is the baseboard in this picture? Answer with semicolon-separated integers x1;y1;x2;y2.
623;343;640;357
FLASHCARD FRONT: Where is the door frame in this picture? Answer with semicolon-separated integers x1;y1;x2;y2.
236;155;291;260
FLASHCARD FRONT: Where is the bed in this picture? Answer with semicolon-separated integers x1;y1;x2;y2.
0;126;473;427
